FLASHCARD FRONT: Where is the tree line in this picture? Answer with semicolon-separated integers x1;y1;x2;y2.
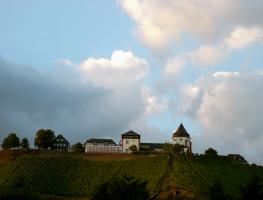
1;129;84;152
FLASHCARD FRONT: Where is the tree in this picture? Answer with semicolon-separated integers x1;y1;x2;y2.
20;138;29;149
92;175;149;200
129;145;138;153
71;142;84;153
34;129;55;149
239;176;263;200
2;133;20;149
164;143;184;154
205;148;218;157
208;181;230;200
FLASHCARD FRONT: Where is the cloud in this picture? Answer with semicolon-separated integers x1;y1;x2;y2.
161;26;263;73
180;71;263;164
189;45;226;66
225;26;263;49
141;86;168;114
120;0;263;51
80;50;149;88
163;57;185;76
0;51;148;145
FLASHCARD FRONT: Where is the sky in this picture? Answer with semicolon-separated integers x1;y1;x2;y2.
0;0;263;164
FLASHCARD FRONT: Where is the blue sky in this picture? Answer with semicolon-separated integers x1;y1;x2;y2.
1;0;263;164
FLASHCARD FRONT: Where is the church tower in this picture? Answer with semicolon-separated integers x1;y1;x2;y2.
172;123;192;153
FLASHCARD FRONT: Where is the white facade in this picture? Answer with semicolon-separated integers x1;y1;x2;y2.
172;136;191;153
122;138;140;153
173;137;190;146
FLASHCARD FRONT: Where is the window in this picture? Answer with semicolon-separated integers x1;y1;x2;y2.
126;140;129;144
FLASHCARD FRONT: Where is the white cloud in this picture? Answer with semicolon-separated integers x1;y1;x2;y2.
120;0;263;51
80;50;149;88
180;71;263;164
141;86;168;114
189;45;226;66
163;57;185;76
225;26;263;49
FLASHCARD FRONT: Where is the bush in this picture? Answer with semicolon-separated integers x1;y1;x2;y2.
92;175;149;200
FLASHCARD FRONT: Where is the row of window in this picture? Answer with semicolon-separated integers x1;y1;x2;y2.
54;143;68;147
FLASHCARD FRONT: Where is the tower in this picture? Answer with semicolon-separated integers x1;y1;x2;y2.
172;123;192;153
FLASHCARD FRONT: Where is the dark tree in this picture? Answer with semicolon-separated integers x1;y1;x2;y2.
71;142;84;153
129;145;138;153
92;176;149;200
164;143;184;154
34;129;55;149
173;144;184;153
239;176;263;200
205;148;218;157
208;181;230;200
2;133;20;149
20;138;29;149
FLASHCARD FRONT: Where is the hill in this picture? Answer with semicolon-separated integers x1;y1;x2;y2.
0;151;169;199
0;151;262;199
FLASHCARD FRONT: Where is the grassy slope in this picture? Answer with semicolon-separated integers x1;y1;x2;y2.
0;151;262;199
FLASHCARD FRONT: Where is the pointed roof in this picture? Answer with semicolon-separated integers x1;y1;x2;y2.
173;123;190;138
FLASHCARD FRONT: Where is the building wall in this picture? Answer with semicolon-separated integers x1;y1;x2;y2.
85;144;122;153
172;137;191;152
122;138;140;153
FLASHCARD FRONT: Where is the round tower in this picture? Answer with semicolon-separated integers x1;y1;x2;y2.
172;123;192;153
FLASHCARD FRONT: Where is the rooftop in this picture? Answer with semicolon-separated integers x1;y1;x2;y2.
173;123;190;138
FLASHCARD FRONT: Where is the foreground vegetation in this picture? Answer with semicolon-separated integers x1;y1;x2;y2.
0;150;262;199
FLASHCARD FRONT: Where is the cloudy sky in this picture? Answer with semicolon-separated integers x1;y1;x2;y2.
1;0;263;164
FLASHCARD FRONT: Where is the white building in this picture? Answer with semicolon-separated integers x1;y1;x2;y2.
121;130;140;153
85;138;122;153
172;123;192;153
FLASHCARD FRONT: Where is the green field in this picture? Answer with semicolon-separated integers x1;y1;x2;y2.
0;151;262;199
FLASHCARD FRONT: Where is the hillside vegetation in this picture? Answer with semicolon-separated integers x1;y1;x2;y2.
0;151;262;199
0;152;169;199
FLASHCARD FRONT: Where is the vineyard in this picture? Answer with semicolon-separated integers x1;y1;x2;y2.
0;151;263;199
0;153;169;198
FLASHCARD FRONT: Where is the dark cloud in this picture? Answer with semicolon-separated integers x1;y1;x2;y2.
0;58;144;145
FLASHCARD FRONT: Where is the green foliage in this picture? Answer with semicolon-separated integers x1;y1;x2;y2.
238;176;263;200
92;175;149;200
207;181;230;200
129;145;138;152
0;186;40;200
20;138;29;149
204;148;218;157
164;143;184;154
34;129;55;149
71;142;84;153
1;133;20;149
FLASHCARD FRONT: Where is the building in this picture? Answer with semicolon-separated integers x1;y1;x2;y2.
172;123;192;153
140;143;164;152
85;138;122;153
52;134;70;151
121;130;140;153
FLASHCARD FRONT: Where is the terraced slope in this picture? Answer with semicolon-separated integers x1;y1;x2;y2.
0;153;169;197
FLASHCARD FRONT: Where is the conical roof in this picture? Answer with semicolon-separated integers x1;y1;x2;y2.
173;123;190;138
